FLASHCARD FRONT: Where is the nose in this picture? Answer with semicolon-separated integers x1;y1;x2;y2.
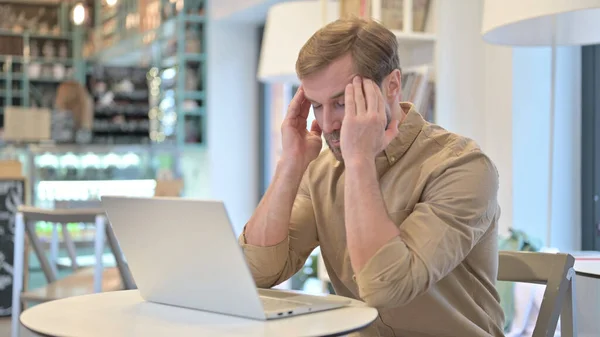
321;106;341;134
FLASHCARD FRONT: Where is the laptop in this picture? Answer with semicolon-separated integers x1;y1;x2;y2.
100;195;350;320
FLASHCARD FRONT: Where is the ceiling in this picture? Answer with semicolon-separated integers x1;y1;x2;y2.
0;0;94;5
2;0;63;4
211;0;295;24
5;0;294;24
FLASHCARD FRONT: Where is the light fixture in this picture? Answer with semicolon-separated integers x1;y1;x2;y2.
481;0;600;247
106;0;118;7
72;3;86;26
257;0;340;84
482;1;600;46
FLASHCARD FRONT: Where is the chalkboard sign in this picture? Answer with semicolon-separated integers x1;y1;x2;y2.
0;179;25;316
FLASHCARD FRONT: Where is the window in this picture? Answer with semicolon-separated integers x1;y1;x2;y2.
581;45;600;250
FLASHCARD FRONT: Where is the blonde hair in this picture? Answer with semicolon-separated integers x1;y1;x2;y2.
296;16;401;84
55;80;93;130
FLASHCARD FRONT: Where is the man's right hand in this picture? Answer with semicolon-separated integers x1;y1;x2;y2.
244;86;320;248
280;86;323;170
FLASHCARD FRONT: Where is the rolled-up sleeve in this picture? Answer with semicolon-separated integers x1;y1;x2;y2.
355;151;499;308
238;173;319;289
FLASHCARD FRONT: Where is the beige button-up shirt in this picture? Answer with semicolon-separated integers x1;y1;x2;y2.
239;103;505;337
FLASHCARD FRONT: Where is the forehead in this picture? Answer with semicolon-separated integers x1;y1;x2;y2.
301;54;355;104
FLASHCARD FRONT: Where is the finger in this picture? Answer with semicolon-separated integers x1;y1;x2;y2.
299;96;312;120
372;81;388;129
353;76;366;115
345;83;356;116
287;86;306;118
374;81;384;118
363;79;378;116
309;119;322;137
384;119;400;144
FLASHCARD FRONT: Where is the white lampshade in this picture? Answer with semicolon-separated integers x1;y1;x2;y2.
481;0;600;248
257;0;340;84
482;0;600;46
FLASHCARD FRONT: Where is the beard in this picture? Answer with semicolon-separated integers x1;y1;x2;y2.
325;104;392;162
324;130;343;161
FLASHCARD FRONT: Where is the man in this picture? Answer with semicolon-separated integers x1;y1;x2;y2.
238;16;505;337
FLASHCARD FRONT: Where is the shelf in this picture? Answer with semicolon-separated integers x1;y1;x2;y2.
36;179;157;202
0;73;23;80
90;15;181;66
95;105;150;117
161;53;206;68
184;143;206;150
185;53;206;63
29;77;72;83
0;55;24;63
392;31;436;45
183;14;206;23
0;2;85;100
88;2;207;147
92;128;150;134
0;75;74;83
31;58;74;65
113;91;149;101
0;90;23;97
6;143;181;154
0;29;71;40
0;55;74;65
90;11;207;66
183;91;205;101
185;107;205;117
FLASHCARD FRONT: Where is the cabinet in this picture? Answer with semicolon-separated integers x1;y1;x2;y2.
86;65;153;144
157;9;206;145
0;2;86;130
371;0;437;121
88;0;207;147
0;143;179;242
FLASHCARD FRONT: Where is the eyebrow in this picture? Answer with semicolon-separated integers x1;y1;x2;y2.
329;90;345;99
306;90;346;105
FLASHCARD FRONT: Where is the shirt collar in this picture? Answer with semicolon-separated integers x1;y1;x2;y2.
381;102;425;165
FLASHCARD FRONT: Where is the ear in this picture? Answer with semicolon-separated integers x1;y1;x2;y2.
382;69;402;102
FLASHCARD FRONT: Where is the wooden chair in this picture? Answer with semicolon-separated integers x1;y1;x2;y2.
315;250;578;336
498;251;577;337
11;206;136;337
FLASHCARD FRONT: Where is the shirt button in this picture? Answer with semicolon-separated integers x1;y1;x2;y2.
390;156;396;162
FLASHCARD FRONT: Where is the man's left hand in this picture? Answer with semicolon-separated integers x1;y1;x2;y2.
340;76;399;163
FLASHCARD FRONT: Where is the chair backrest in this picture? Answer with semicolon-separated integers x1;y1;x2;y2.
498;251;577;337
17;205;105;223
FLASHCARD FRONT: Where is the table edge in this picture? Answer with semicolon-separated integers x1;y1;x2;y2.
575;270;600;279
20;312;378;337
19;290;380;337
20;318;54;337
321;320;377;337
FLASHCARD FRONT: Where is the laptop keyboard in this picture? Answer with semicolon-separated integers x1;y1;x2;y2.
260;296;305;311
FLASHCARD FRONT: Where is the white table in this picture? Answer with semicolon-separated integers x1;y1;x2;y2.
571;253;600;336
19;290;379;337
573;255;600;279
